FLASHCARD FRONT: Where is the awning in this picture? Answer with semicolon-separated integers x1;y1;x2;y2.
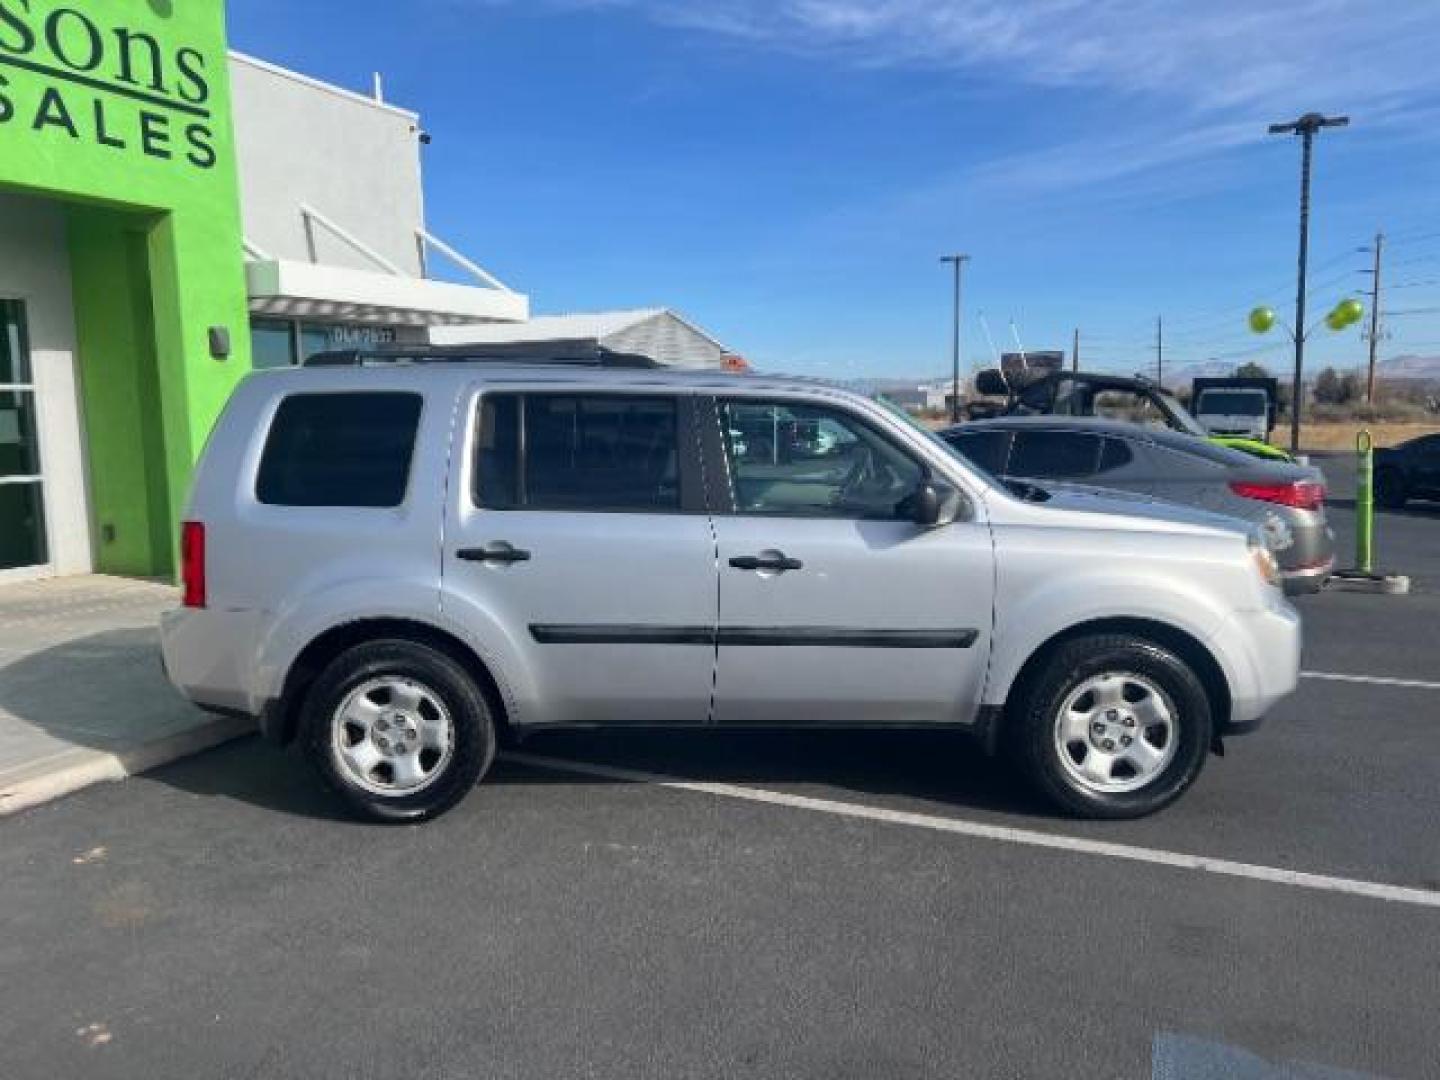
245;259;530;327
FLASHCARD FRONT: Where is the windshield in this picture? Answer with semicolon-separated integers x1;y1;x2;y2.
1198;390;1267;416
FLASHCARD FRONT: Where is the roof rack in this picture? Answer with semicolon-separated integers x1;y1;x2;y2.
303;339;661;369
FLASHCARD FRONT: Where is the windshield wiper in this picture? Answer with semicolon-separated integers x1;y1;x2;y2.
1003;478;1052;503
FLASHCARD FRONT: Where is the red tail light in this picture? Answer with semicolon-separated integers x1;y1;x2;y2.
1229;480;1326;511
181;522;206;609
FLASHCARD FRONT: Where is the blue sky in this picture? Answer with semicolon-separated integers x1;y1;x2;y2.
229;0;1440;380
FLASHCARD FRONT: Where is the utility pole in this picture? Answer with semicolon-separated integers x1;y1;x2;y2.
1364;231;1384;404
940;254;970;423
1072;328;1080;372
1155;316;1164;385
1269;112;1350;455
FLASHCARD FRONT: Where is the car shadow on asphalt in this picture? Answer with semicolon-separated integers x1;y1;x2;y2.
1;628;1049;823
0;627;350;824
154;726;1051;824
491;726;1052;819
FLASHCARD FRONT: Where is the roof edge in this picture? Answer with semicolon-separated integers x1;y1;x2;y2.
228;50;421;122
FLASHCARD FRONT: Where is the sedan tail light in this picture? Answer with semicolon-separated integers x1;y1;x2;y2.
180;521;206;609
1229;480;1326;511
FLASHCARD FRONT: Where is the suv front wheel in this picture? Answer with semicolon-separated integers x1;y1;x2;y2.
1011;634;1213;819
302;640;496;823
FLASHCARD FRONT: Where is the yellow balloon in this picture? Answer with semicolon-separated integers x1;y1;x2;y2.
1248;307;1277;334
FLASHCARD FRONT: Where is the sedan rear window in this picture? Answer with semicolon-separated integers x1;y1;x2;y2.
1008;430;1104;480
943;429;1010;475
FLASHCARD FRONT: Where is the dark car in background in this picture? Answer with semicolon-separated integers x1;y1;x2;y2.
940;416;1335;593
1375;434;1440;509
968;368;1294;462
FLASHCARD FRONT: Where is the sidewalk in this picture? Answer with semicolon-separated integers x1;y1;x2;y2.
0;575;252;816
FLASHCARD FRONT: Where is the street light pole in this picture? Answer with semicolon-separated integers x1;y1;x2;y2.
1156;315;1163;385
1268;112;1350;455
940;254;970;423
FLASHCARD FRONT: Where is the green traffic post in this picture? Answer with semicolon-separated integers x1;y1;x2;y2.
1329;428;1408;593
1355;430;1374;575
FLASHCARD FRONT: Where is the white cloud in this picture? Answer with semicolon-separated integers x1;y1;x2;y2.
557;0;1438;120
473;0;1440;195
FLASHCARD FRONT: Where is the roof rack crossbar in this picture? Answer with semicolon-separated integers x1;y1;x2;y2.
303;340;660;369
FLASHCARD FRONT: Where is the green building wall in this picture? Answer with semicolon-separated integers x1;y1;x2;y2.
0;0;252;575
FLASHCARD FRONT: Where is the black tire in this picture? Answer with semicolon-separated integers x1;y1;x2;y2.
302;640;496;823
1375;467;1408;510
1009;634;1213;820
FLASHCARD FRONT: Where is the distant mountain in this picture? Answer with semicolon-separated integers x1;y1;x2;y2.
1379;354;1440;379
1160;354;1440;388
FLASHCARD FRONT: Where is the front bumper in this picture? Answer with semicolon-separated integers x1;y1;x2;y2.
1206;597;1302;736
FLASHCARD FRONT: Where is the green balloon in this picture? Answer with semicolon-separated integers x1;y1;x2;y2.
1248;306;1277;334
1337;298;1365;326
1326;309;1348;331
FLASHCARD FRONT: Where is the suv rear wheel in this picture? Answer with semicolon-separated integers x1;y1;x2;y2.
1011;634;1212;819
302;640;496;823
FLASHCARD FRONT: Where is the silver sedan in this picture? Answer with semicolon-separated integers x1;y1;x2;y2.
939;416;1336;593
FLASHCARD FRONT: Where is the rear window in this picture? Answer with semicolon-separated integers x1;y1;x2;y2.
943;429;1011;475
256;392;422;508
1008;430;1104;479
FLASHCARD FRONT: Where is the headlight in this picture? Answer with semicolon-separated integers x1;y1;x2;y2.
1248;532;1281;589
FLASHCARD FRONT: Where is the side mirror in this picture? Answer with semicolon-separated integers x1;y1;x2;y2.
912;480;963;528
974;368;1010;397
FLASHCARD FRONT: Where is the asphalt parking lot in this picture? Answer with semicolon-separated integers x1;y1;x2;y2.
2;482;1438;1079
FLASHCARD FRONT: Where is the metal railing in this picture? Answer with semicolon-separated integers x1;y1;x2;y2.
253;207;517;295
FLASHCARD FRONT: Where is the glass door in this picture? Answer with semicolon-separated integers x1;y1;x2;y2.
0;299;48;572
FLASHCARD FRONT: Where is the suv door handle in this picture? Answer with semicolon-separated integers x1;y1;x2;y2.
729;552;803;573
457;543;532;565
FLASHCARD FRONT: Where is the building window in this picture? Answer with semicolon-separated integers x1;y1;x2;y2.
0;299;48;569
250;320;404;368
251;319;297;370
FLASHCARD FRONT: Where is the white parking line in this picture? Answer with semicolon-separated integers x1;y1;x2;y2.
1302;671;1440;692
505;752;1440;911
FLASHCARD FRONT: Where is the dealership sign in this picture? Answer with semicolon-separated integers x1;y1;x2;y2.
0;0;217;169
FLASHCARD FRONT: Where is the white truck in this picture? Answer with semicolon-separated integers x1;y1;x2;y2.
1194;387;1271;440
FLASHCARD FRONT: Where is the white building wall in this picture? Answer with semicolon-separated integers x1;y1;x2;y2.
0;193;93;578
229;53;426;276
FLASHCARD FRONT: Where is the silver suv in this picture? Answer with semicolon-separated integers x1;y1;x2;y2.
160;349;1301;823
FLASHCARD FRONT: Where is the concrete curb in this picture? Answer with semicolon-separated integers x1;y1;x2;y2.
0;716;255;818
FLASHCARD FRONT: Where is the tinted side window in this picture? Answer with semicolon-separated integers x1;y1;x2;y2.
719;400;923;519
1008;431;1103;480
475;393;681;512
257;392;422;508
474;394;521;509
1095;437;1134;476
945;429;1010;475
